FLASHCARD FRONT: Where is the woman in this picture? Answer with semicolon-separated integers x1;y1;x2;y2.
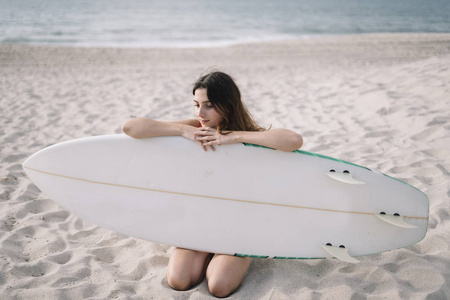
122;71;303;297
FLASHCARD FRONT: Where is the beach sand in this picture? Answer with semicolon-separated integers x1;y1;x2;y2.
1;33;449;299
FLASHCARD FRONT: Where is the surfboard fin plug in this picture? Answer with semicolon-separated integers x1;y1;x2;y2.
326;169;365;185
375;212;418;229
321;244;360;263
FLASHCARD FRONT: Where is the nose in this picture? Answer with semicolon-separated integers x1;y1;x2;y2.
197;105;206;117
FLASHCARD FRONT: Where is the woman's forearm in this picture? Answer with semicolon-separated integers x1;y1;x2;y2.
232;129;303;152
122;117;186;139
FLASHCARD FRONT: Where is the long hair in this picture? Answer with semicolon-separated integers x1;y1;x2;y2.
192;71;265;133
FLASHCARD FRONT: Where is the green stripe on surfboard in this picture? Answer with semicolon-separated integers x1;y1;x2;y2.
243;143;367;170
234;253;269;259
234;253;320;259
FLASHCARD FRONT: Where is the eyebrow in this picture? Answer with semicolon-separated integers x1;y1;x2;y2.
193;100;212;104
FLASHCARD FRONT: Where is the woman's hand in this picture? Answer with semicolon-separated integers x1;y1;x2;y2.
193;127;235;151
192;127;303;152
182;126;227;152
179;126;209;152
196;128;303;152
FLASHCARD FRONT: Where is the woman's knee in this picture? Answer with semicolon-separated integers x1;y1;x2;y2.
208;276;237;298
206;255;251;297
166;270;192;291
166;248;212;291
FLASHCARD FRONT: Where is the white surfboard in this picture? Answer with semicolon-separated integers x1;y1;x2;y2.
22;135;428;262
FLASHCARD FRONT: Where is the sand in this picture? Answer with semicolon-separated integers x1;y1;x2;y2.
1;33;449;299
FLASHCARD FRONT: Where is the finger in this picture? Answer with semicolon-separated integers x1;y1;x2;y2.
196;136;215;141
198;141;207;151
195;130;215;136
202;141;216;150
203;140;220;146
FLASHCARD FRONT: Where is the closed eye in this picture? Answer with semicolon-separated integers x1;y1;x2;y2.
193;100;214;109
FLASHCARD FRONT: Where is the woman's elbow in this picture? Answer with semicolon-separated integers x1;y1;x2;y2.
294;133;303;150
284;132;303;152
122;120;141;138
121;121;132;135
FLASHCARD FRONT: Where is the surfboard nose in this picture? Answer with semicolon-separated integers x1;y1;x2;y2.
23;145;48;171
22;149;48;185
23;150;39;174
22;142;63;181
23;152;36;169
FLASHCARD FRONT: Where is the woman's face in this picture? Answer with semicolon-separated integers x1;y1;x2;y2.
194;88;223;128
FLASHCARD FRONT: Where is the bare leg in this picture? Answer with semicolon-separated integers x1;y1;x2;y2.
206;254;252;298
167;248;213;291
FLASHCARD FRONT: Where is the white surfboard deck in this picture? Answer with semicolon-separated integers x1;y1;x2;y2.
23;135;428;261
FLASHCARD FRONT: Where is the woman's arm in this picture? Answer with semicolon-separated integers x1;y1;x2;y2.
195;128;303;152
122;117;199;139
232;129;303;152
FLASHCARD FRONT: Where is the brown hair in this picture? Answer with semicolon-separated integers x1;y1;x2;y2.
192;71;265;134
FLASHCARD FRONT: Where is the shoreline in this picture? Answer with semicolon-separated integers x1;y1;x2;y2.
2;33;449;75
1;32;449;299
3;32;450;51
2;32;450;50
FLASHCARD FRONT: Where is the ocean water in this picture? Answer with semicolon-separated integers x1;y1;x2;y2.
1;0;449;48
